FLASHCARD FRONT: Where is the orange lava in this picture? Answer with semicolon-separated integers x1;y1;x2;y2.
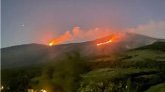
96;33;126;46
48;31;71;47
48;42;54;46
97;39;113;46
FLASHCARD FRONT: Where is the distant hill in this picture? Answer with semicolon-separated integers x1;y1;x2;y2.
1;32;159;69
135;42;165;51
1;44;49;68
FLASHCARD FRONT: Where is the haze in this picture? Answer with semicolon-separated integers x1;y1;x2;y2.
1;0;165;48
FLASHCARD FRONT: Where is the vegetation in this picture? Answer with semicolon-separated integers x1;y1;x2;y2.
145;83;165;92
1;42;165;92
1;52;90;92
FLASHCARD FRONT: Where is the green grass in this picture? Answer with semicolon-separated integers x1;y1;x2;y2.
82;68;157;80
145;83;165;92
78;68;160;92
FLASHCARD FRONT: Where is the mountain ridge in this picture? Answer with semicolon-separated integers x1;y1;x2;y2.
1;33;161;69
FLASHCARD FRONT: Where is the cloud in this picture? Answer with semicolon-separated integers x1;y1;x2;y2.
128;21;165;39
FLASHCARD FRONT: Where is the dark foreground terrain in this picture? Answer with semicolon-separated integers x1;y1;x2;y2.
1;42;165;92
1;33;165;92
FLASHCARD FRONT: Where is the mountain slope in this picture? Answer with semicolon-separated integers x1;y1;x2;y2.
1;40;165;92
1;44;49;68
78;42;165;92
1;33;158;69
135;42;165;51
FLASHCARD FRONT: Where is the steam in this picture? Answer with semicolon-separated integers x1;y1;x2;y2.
49;27;118;45
48;21;165;46
128;21;165;39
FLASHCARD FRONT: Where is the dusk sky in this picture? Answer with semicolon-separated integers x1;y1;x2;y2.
2;0;165;48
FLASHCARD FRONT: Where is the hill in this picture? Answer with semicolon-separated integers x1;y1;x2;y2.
135;42;165;51
1;41;165;92
1;43;49;68
1;32;157;69
78;42;165;92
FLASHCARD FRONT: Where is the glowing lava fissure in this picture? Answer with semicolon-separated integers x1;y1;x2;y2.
48;40;58;46
97;39;113;46
96;33;125;46
48;32;125;47
48;40;59;46
48;42;54;46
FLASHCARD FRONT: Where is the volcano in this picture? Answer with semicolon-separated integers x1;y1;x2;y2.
1;32;160;69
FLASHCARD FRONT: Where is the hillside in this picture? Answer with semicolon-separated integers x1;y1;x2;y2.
1;44;49;68
1;33;157;69
78;42;165;92
135;42;165;51
1;41;165;92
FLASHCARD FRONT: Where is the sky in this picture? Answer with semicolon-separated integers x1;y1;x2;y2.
1;0;165;48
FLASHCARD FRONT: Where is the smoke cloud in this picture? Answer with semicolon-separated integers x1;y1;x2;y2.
128;21;165;39
48;21;165;45
49;27;119;45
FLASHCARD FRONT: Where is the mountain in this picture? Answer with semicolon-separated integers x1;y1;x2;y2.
1;44;49;68
1;32;159;69
2;39;165;92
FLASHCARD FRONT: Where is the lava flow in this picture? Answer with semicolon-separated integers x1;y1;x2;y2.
97;39;113;46
48;42;54;46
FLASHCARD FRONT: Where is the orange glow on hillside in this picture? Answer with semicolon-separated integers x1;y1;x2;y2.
47;30;126;47
96;33;125;46
48;42;54;46
97;39;112;46
48;31;72;46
